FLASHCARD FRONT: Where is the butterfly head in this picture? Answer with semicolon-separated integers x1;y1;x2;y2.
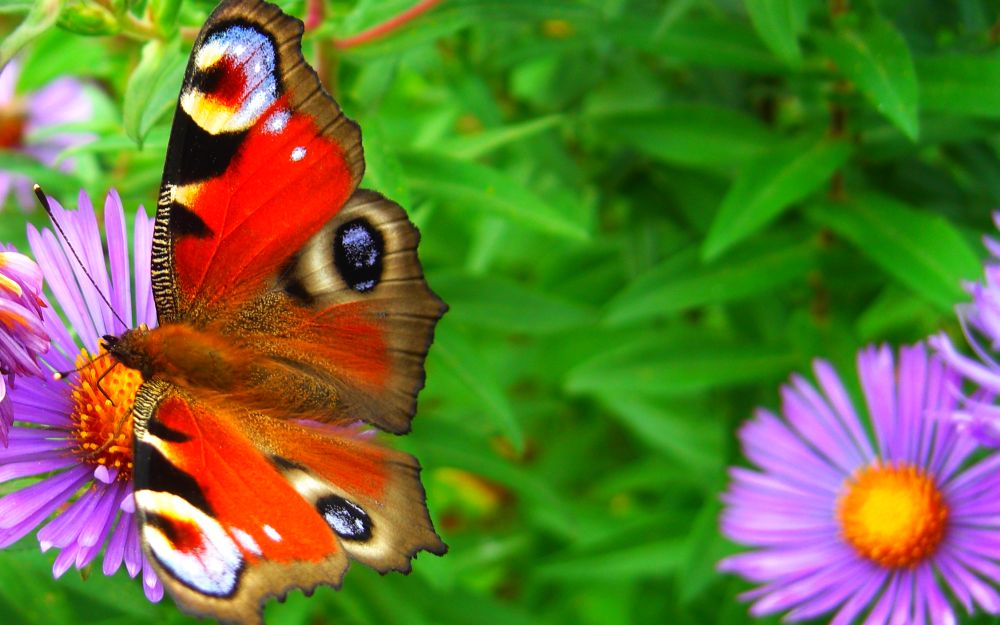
102;325;154;380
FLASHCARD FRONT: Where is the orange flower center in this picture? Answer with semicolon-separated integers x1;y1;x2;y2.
69;349;141;481
837;462;948;568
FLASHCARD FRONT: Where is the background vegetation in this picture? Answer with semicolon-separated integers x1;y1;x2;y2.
2;0;1000;623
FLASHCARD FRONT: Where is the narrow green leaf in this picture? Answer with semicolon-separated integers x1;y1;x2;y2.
678;499;728;602
401;151;589;241
536;538;683;581
808;194;981;310
567;340;798;398
919;53;1000;119
0;150;84;196
745;0;807;65
818;18;919;140
607;238;816;325
432;326;523;452
0;0;61;67
360;119;410;208
123;39;185;146
0;2;35;14
433;272;595;334
436;115;563;160
857;285;941;341
57;127;170;159
596;393;722;473
648;16;785;73
597;106;773;172
703;135;850;260
150;0;181;37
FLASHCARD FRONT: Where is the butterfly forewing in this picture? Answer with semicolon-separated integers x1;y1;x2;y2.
152;0;363;323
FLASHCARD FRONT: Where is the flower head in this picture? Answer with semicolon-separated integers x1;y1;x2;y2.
0;60;93;210
0;189;162;601
932;213;1000;446
720;343;1000;624
0;248;48;443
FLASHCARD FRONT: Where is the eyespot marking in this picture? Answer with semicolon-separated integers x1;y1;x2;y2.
138;490;243;597
334;218;383;293
317;495;372;541
181;24;278;134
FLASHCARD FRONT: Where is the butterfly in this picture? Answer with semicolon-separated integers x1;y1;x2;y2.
99;0;447;622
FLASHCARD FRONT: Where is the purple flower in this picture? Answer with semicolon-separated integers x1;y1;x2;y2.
0;248;48;444
0;189;162;601
719;343;1000;624
0;59;93;210
932;213;1000;446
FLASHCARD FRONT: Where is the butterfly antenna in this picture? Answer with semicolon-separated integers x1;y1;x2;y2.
52;351;112;381
93;360;119;407
33;185;129;330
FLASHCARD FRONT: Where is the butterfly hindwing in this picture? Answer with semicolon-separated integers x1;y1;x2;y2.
133;381;443;625
153;0;363;323
226;189;446;434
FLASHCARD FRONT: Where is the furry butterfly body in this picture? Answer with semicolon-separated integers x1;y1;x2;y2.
102;1;446;622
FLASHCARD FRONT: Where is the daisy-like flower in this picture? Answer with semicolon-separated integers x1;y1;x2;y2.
719;343;1000;624
932;213;1000;446
0;59;93;210
0;247;48;443
0;189;162;601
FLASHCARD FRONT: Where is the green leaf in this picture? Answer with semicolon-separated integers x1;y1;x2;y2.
432;325;523;452
436;115;563;160
0;150;85;197
0;0;61;67
360;118;410;208
567;339;798;398
745;0;807;65
535;538;684;581
401;151;590;241
677;499;728;602
817;18;919;140
596;393;722;473
918;53;1000;119
123;38;185;147
606;238;816;325
597;106;773;172
0;2;35;13
634;16;785;74
433;272;596;334
149;0;181;37
808;193;982;310
703;135;850;260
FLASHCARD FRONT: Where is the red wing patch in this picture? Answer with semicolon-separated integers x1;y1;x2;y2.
151;0;363;324
171;100;355;312
134;388;342;597
132;381;444;622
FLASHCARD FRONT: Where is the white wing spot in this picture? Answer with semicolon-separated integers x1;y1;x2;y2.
291;146;307;162
263;524;282;542
231;527;262;556
265;109;290;134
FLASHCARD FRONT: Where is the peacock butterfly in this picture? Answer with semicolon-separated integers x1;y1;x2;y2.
100;1;447;622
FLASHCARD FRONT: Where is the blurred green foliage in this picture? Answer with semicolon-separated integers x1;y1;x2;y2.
2;0;1000;623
